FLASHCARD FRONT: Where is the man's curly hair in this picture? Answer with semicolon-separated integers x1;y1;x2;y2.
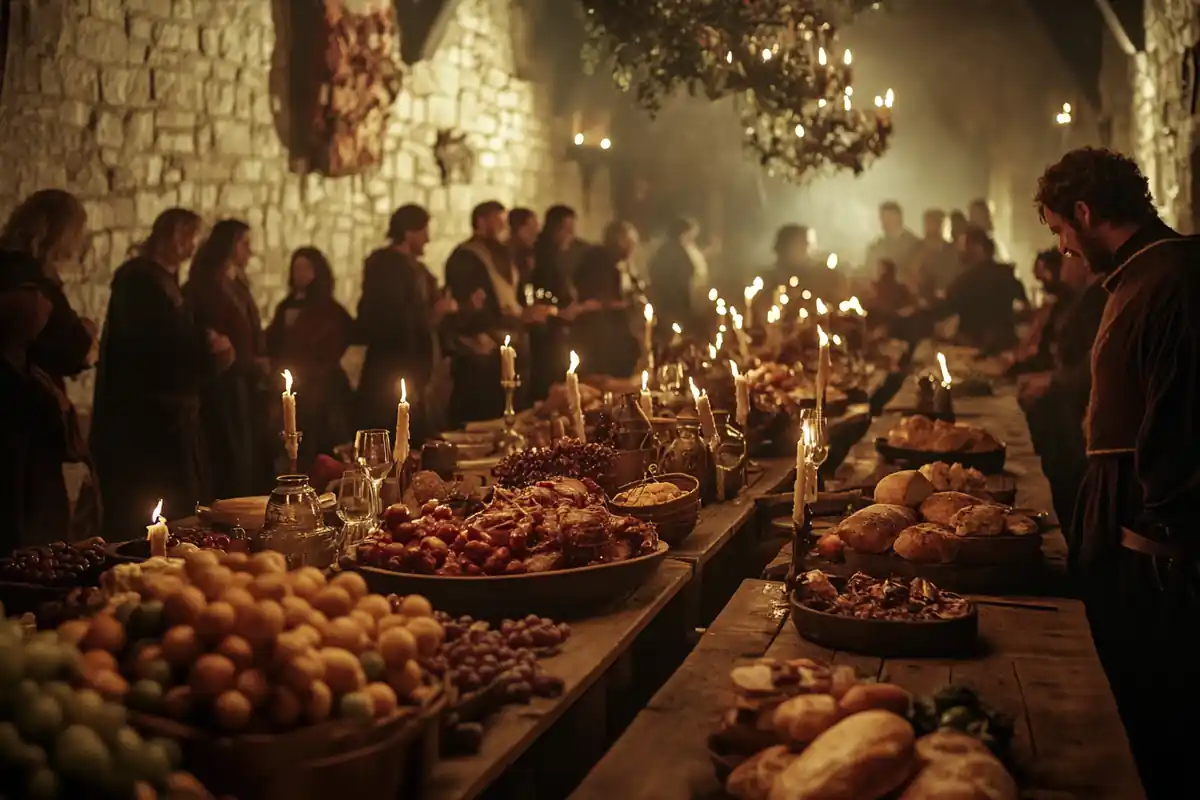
1033;147;1157;226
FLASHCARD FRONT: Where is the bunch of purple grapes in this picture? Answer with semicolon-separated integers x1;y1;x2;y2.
492;440;617;489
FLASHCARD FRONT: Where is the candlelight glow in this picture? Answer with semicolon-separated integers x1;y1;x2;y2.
730;309;743;329
802;290;812;300
847;296;866;316
400;378;407;403
151;499;164;523
644;303;654;322
885;88;895;108
718;324;727;333
568;350;580;375
779;294;789;305
708;288;718;302
282;369;293;394
689;377;702;402
937;351;953;385
573;133;584;145
818;47;827;66
843;95;851;112
826;253;838;269
767;305;781;324
798;307;810;320
802;417;817;449
503;334;511;347
838;300;850;313
753;276;764;291
832;334;843;346
600;138;612;150
843;49;852;65
708;343;717;360
788;276;799;288
716;300;727;316
730;361;740;379
641;370;648;392
672;322;683;334
715;331;724;351
815;298;828;315
818;325;829;347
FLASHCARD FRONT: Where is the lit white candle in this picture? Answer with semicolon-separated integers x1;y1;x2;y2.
642;303;655;357
792;439;808;525
566;350;586;442
743;282;761;329
730;307;751;361
815;297;829;317
671;322;683;347
802;416;819;505
816;325;831;417
147;499;168;558
394;378;410;468
281;369;297;437
826;253;839;270
765;305;783;352
639;370;653;418
937;351;953;388
690;377;718;449
731;361;749;428
500;334;517;382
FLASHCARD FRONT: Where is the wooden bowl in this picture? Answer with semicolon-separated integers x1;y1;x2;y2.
608;473;701;546
874;437;1007;474
342;541;670;620
131;679;445;800
789;585;978;658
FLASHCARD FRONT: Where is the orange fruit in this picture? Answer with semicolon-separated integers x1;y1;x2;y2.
310;587;353;619
189;654;237;696
378;627;417;669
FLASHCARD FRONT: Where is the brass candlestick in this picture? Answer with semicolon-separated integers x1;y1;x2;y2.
280;430;304;474
497;378;526;456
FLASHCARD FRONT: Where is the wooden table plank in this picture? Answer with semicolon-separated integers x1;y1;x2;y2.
428;559;693;800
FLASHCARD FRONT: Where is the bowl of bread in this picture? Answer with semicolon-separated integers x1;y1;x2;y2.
608;473;701;546
876;415;1005;473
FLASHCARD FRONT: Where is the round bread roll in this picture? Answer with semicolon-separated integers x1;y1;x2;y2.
919;492;982;526
874;470;935;509
893;524;959;563
835;504;919;555
950;504;1007;537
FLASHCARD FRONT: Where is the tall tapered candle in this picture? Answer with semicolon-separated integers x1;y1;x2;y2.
147;499;168;558
500;334;516;382
730;307;751;361
639;370;653;418
671;322;683;347
792;439;808;525
816;325;831;417
394;378;410;468
731;361;749;428
566;350;586;442
690;377;718;450
281;369;297;437
765;305;783;352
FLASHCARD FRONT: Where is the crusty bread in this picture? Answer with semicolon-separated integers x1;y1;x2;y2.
1003;513;1038;536
835;504;919;554
726;745;800;800
918;492;982;526
893;524;959;563
772;694;843;745
950;504;1007;537
769;711;916;800
899;732;1017;800
874;470;935;508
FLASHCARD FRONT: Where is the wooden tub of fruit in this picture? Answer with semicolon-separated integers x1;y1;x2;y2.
0;539;110;617
62;550;450;800
608;473;701;546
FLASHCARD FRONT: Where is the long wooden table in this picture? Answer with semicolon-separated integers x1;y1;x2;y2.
571;578;1144;800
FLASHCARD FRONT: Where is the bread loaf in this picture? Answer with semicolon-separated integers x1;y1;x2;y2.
899;732;1017;800
726;744;800;800
769;710;916;800
772;694;843;744
835;504;919;554
893;524;959;563
874;470;935;508
950;504;1006;537
837;683;913;717
918;492;981;526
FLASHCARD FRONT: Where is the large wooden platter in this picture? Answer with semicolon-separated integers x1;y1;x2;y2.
342;541;670;619
789;586;978;658
874;437;1007;474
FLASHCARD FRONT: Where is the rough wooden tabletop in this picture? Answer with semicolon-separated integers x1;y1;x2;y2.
571;578;1144;800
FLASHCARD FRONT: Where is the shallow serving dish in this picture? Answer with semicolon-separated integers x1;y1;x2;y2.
874;437;1007;474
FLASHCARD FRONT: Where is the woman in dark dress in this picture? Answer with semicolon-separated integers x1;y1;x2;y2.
0;189;102;539
91;208;221;536
184;220;262;499
266;248;354;469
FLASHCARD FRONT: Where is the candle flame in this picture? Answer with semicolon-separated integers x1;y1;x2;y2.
832;334;843;346
672;322;682;334
848;296;866;316
798;307;810;320
826;253;838;269
400;377;407;403
937;351;953;385
708;344;717;360
779;294;789;305
151;499;164;523
818;47;827;66
282;369;294;394
503;334;511;347
815;298;828;315
708;288;718;302
802;289;812;300
843;48;852;65
689;377;701;402
753;276;764;290
789;276;799;288
715;331;724;351
641;370;648;392
885;88;895;108
644;303;654;322
767;305;781;324
568;350;580;374
730;308;743;329
818;325;829;347
730;361;740;379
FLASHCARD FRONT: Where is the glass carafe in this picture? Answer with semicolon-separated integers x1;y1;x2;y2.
659;423;714;502
258;475;338;568
711;410;749;501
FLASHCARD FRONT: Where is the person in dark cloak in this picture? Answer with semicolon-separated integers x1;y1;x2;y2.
266;247;354;471
913;209;960;301
184;219;262;498
508;207;539;290
756;224;829;315
357;204;456;437
1035;147;1200;800
91;208;226;537
1006;250;1069;378
571;220;640;379
648;216;699;331
0;189;102;538
445;201;551;424
0;251;79;551
925;226;1027;354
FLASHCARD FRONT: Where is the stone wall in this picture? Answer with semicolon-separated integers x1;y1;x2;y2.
0;0;608;411
1127;0;1199;230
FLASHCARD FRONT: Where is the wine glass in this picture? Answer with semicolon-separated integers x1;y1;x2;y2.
336;468;375;554
354;428;393;516
799;409;829;505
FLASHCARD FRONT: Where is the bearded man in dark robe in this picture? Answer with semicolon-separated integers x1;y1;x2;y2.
1035;147;1200;800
